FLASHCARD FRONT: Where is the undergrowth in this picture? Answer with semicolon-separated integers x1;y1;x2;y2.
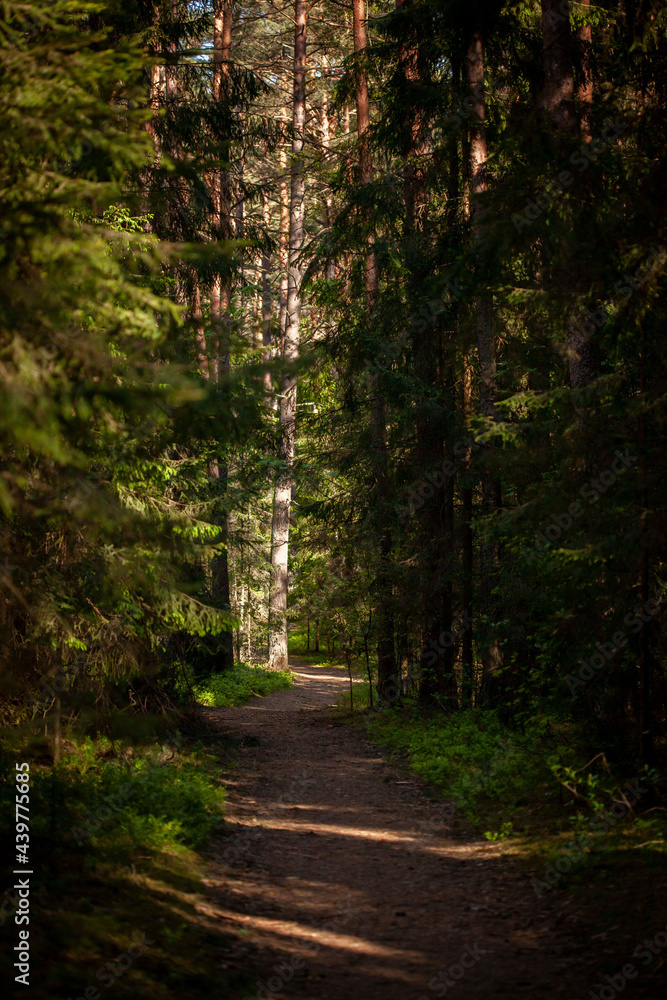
0;723;250;1000
367;708;552;822
365;707;667;864
191;663;293;707
0;659;294;1000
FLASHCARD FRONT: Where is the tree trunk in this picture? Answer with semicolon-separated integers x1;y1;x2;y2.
352;0;398;703
467;25;504;704
191;277;211;378
462;355;475;707
53;696;61;764
211;0;234;351
578;0;593;137
268;0;308;671
278;128;290;347
540;1;599;388
540;0;577;133
209;0;235;672
396;0;429;233
394;1;457;709
261;190;274;407
319;57;336;281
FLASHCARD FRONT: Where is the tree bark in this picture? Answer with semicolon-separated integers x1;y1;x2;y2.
268;0;308;671
191;277;212;379
578;0;593;137
540;1;599;389
319;56;336;281
393;1;456;708
395;0;428;234
278;113;290;347
211;0;234;374
209;0;235;672
540;0;577;133
467;25;504;704
462;354;475;707
352;0;398;703
261;190;274;407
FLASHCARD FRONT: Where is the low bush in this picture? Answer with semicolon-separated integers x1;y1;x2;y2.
368;708;558;821
193;664;293;707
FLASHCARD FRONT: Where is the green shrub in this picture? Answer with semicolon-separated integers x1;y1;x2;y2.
0;736;227;858
368;709;553;821
193;664;293;707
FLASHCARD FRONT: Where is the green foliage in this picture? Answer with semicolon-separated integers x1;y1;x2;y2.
368;709;556;822
0;725;252;1000
0;735;227;856
484;821;514;843
0;0;269;714
192;664;293;707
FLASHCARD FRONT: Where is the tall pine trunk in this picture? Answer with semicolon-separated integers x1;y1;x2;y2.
278;112;290;346
467;25;504;705
209;0;235;670
268;0;308;670
261;190;274;407
461;355;475;706
540;0;598;387
352;0;398;702
394;0;456;707
578;0;593;137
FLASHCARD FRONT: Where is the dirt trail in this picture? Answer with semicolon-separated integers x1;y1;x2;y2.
202;660;594;999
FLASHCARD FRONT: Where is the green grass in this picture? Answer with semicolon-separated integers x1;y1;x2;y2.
334;677;374;713
367;707;552;824
193;663;293;707
0;663;294;997
365;706;667;859
0;725;254;1000
363;702;667;975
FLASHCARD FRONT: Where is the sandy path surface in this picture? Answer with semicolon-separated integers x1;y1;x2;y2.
201;660;597;999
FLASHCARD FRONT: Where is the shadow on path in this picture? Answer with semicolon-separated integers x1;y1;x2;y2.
201;660;598;999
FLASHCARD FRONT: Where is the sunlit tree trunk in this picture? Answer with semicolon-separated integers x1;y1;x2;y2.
278;110;290;347
268;0;308;671
261;190;275;407
352;0;398;703
578;0;593;138
319;56;336;281
211;0;234;366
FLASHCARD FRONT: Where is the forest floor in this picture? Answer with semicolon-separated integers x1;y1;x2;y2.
200;658;665;1000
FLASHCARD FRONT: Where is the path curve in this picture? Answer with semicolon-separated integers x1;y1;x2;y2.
202;660;591;999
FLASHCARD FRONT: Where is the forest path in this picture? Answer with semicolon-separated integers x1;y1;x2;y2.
202;659;592;999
